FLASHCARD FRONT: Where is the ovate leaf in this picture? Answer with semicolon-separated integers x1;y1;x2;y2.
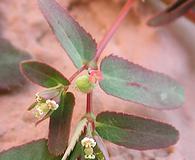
0;139;61;160
0;38;31;93
99;55;184;109
48;92;75;156
96;112;179;150
21;61;70;88
148;0;195;26
38;0;97;68
62;118;88;160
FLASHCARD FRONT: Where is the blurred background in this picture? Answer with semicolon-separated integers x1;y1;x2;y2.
0;0;195;159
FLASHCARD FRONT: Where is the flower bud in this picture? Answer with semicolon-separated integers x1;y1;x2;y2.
75;75;95;93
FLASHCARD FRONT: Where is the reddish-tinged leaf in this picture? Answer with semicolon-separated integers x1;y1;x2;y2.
38;0;97;68
148;0;195;26
99;55;184;109
96;112;179;150
0;38;31;93
48;92;75;156
20;61;69;88
0;139;61;160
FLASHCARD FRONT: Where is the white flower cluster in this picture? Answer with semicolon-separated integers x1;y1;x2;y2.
33;94;59;118
46;99;59;110
81;137;96;159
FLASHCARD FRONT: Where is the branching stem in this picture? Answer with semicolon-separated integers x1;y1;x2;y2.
67;0;134;114
68;65;87;82
68;0;134;84
87;0;134;114
94;0;134;62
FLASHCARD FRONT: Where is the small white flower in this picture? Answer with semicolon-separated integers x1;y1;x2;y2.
36;108;44;115
34;110;44;118
81;137;96;148
46;99;59;110
30;89;61;122
33;107;44;118
33;103;48;118
81;137;96;159
85;154;95;159
32;99;58;118
35;93;43;102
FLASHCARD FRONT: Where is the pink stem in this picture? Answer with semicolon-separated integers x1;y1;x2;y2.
68;65;87;82
86;0;134;114
86;92;92;113
94;0;134;62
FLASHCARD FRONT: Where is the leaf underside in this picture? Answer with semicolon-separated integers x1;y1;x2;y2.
94;135;110;160
99;55;184;109
0;139;61;160
48;92;75;156
96;112;179;150
148;0;195;26
38;0;97;68
62;118;88;160
67;142;83;160
0;38;31;93
21;60;69;88
93;136;109;160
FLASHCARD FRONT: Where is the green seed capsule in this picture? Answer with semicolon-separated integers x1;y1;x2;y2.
75;75;95;93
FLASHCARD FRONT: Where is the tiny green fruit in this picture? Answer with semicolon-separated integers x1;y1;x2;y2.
75;75;95;93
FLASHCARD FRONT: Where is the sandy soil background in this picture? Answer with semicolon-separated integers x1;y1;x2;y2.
0;0;195;159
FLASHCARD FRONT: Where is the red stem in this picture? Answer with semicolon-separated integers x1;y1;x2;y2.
68;0;134;84
94;0;134;62
86;93;92;113
68;65;87;82
86;0;134;114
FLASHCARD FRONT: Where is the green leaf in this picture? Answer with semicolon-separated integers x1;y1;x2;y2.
0;139;61;160
95;112;179;150
21;61;70;88
67;141;84;160
48;92;75;156
38;0;97;68
99;55;184;109
62;118;88;160
0;38;31;93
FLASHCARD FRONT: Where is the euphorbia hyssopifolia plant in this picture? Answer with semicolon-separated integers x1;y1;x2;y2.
0;0;184;160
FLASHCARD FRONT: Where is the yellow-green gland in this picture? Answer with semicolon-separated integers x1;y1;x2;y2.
75;75;95;93
84;147;94;156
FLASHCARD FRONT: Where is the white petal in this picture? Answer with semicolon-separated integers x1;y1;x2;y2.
81;137;90;146
89;154;95;159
